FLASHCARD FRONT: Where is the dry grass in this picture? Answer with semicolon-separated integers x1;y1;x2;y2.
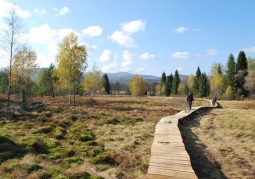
1;94;253;178
179;100;255;179
0;95;190;179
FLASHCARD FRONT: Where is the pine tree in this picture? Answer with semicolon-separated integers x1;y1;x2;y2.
236;51;248;72
172;69;180;95
37;63;59;97
193;67;201;96
101;74;111;94
160;72;166;95
165;74;173;96
225;54;236;98
198;73;209;97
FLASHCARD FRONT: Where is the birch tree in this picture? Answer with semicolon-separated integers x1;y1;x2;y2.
56;31;87;104
83;63;101;95
0;5;26;108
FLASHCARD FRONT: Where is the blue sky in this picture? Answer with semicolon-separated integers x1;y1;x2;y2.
1;0;255;77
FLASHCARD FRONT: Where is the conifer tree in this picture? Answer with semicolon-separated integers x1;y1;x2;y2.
165;74;173;96
198;73;209;97
37;63;59;97
225;54;236;98
193;67;201;96
236;51;248;72
160;72;166;95
101;74;111;94
172;69;180;95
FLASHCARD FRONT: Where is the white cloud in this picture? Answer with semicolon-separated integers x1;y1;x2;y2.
29;23;77;57
120;67;131;72
176;67;184;72
140;52;158;60
53;6;70;16
82;26;102;37
121;19;146;34
108;19;146;47
35;8;46;14
122;50;135;67
205;49;218;55
122;60;134;67
36;55;54;68
243;46;255;53
123;50;135;61
136;68;146;73
108;30;136;47
173;26;189;33
0;0;31;18
82;43;97;54
99;49;116;62
172;52;190;59
101;63;118;73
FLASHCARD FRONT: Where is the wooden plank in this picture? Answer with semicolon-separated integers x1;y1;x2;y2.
149;157;191;165
150;155;191;160
146;104;214;178
149;163;194;172
148;167;197;178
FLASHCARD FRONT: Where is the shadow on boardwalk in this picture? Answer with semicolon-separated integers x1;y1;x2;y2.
178;108;227;179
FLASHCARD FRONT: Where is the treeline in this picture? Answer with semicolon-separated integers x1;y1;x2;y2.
159;51;255;99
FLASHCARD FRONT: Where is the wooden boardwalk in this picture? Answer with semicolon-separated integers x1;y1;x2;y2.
147;104;216;179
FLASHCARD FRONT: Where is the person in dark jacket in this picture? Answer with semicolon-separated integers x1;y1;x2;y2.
187;92;194;110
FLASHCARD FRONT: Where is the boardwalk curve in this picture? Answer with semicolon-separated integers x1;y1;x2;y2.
147;103;217;179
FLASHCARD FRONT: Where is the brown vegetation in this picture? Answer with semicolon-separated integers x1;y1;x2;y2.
0;94;254;178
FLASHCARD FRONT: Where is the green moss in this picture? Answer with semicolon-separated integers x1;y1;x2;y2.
53;127;67;139
68;171;90;179
32;125;54;134
30;139;49;154
47;140;59;149
26;164;42;173
64;157;84;165
89;176;105;179
79;134;93;142
0;136;27;162
89;153;113;164
64;149;75;157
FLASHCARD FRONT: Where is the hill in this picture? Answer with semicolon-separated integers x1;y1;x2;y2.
0;67;188;83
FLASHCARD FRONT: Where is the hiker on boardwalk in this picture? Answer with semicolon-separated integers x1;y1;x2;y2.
187;92;194;110
212;96;217;106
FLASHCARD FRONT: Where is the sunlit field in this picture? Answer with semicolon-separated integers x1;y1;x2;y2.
0;95;254;178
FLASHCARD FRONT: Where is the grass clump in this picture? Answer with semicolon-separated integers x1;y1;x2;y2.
0;136;27;162
67;171;90;179
53;127;67;139
89;153;113;164
26;163;42;173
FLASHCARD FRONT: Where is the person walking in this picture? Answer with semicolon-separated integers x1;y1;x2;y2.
187;92;194;110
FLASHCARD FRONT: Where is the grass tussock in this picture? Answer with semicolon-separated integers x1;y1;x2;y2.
0;95;184;179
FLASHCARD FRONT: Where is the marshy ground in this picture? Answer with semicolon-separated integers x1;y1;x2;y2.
0;95;254;178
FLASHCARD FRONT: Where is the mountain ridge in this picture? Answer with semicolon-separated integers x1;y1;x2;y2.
0;67;188;83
